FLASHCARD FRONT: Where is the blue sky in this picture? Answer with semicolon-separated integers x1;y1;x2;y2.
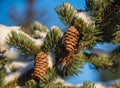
0;0;86;29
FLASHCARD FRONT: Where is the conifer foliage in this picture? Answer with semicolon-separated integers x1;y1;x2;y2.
0;0;120;88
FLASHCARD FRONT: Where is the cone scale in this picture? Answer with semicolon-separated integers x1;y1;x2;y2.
60;26;79;66
34;51;48;79
64;26;79;52
60;52;73;66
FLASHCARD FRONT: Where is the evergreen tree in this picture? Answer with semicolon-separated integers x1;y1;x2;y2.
0;0;120;87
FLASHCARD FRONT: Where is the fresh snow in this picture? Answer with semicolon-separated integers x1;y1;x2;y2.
76;11;94;24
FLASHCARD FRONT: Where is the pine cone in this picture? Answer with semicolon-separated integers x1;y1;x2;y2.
61;55;72;66
64;26;79;52
34;51;48;79
59;52;73;66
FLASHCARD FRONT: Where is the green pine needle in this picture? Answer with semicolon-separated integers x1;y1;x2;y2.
0;67;6;87
82;81;96;88
73;18;87;32
58;55;84;78
112;81;120;88
113;25;120;43
25;79;37;88
41;26;62;53
75;51;118;69
7;31;40;55
38;67;57;88
38;68;80;88
79;24;102;50
30;21;48;32
55;2;76;26
3;79;18;88
86;0;120;42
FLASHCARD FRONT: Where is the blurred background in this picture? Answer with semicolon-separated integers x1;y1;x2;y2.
0;0;85;29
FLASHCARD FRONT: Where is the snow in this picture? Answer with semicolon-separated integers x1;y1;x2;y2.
4;60;34;84
47;52;55;68
94;43;119;52
0;25;46;60
53;77;73;86
15;86;25;88
91;43;119;57
76;11;94;24
0;24;45;47
34;31;47;38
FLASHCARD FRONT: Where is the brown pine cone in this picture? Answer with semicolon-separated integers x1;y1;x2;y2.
64;26;79;52
59;52;73;66
34;51;48;79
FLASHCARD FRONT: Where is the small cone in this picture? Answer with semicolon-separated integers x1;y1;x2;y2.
64;26;79;52
34;51;48;79
59;52;73;66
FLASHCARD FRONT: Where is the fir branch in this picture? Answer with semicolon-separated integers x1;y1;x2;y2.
30;21;49;32
30;21;48;38
79;24;101;50
4;60;34;85
0;58;8;65
113;25;120;43
82;81;96;88
112;81;120;88
38;68;79;88
58;54;83;78
55;2;77;26
22;21;49;38
73;18;87;32
86;0;120;42
25;79;37;88
72;17;101;51
7;31;40;55
86;0;113;23
89;56;113;68
0;58;8;87
80;24;101;48
41;26;62;53
3;79;18;88
39;83;78;88
0;67;6;87
38;67;57;88
75;51;118;69
37;67;95;88
21;21;48;37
